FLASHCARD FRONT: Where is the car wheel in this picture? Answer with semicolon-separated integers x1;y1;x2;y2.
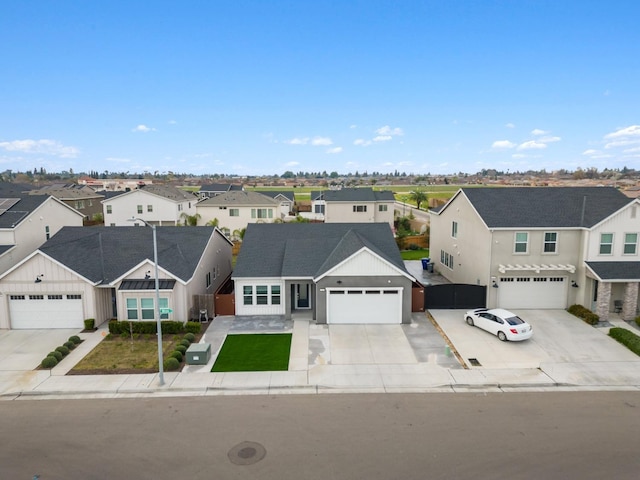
465;316;474;326
497;331;507;342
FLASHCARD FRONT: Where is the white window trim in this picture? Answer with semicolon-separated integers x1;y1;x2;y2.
514;232;529;254
623;232;638;256
599;233;614;256
542;231;558;254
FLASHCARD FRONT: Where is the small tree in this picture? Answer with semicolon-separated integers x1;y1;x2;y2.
205;218;219;227
409;190;428;210
180;212;201;226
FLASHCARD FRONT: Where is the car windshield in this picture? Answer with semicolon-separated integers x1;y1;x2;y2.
505;316;525;325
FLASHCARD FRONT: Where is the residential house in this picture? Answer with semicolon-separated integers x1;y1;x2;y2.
102;184;198;226
0;195;85;275
233;223;415;324
199;183;243;199
429;187;639;321
196;190;282;238
0;226;233;329
259;190;296;217
322;188;395;227
27;183;105;222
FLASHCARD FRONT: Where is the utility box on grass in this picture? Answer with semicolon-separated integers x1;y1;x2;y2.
186;343;211;365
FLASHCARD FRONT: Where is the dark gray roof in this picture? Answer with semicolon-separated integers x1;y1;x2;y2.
586;261;640;281
234;223;408;279
200;183;242;192
28;183;103;200
197;190;279;206
0;195;49;228
259;190;295;202
0;182;35;196
137;184;197;201
38;226;216;284
119;279;177;290
323;188;395;202
461;187;631;228
310;191;325;201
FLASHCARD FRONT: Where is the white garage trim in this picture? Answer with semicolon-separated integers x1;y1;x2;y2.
326;287;402;324
9;293;84;329
497;276;567;309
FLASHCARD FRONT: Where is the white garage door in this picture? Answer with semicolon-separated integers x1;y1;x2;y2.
497;276;567;309
9;294;84;329
327;288;402;324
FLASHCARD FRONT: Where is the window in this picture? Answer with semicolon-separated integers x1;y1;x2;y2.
452;221;458;238
159;298;169;320
256;285;268;305
378;204;388;212
243;286;253;305
10;295;25;300
127;298;138;320
88;200;93;207
229;208;239;217
353;205;367;213
48;295;63;300
67;294;82;300
314;204;325;214
514;232;528;253
147;204;153;212
178;204;183;211
137;205;143;214
599;233;613;255
45;225;50;240
440;249;454;269
543;232;557;253
140;298;155;319
106;205;112;214
251;208;272;219
75;200;85;209
206;272;212;288
271;285;281;305
29;295;44;300
624;233;638;255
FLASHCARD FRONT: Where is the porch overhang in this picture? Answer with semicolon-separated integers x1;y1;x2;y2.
119;279;177;290
498;263;576;274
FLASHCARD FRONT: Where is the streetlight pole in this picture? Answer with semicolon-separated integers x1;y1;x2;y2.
129;217;164;385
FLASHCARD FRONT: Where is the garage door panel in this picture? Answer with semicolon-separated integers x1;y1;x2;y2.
10;295;84;329
328;289;401;324
497;277;567;309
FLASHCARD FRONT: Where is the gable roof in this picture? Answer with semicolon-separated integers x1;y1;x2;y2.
234;223;409;279
0;195;80;229
322;188;395;202
200;183;243;192
459;187;631;228
586;261;640;281
197;190;280;207
36;226;217;284
103;185;196;203
0;182;35;196
259;190;295;202
27;183;104;200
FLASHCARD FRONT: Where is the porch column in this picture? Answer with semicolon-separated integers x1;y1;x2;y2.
595;281;612;322
622;282;639;321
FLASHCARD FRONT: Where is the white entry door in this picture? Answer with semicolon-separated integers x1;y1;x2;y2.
327;288;402;324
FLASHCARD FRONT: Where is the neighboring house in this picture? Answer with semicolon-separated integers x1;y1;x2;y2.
322;188;395;227
0;195;85;275
79;177;152;192
196;190;282;238
429;187;639;321
233;223;415;324
306;190;327;221
102;184;198;226
27;183;105;221
258;190;296;217
199;183;243;199
0;226;233;329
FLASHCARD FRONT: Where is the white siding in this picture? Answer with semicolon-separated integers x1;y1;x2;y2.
586;203;640;261
325;249;405;278
234;278;286;316
103;190;196;226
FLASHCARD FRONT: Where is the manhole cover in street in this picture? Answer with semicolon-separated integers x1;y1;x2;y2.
228;441;266;465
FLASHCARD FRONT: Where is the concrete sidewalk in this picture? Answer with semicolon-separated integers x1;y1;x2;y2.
2;310;640;400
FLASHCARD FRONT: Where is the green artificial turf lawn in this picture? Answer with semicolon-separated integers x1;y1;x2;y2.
212;333;292;372
400;249;430;260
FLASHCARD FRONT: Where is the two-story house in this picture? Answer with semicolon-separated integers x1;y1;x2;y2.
195;190;281;238
198;183;243;199
320;188;395;227
102;184;198;226
429;187;638;321
27;183;105;222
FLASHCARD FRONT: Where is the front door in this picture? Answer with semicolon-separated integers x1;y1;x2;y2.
296;284;310;309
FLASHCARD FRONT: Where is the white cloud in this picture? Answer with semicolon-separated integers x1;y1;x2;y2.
285;137;309;145
582;149;599;156
105;157;131;163
505;123;515;129
168;120;177;125
326;147;343;154
373;135;392;142
623;147;640;154
350;124;357;129
353;139;372;147
582;149;612;159
491;140;516;150
285;161;300;166
376;125;404;136
517;140;547;151
511;153;526;159
311;136;333;146
604;125;640;149
531;129;549;136
132;124;155;132
0;139;79;158
538;135;561;143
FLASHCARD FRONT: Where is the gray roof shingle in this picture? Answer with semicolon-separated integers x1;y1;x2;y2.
38;226;215;284
322;188;395;202
461;187;631;228
197;190;279;206
586;261;640;281
0;195;49;228
233;223;407;278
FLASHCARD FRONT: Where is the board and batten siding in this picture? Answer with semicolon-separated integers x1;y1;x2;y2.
234;278;286;316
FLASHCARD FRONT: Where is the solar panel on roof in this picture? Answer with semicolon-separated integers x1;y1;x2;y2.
0;198;20;215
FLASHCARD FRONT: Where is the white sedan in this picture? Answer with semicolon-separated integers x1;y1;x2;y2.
464;308;533;341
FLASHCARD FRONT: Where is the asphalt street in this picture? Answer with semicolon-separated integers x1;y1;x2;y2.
1;391;639;480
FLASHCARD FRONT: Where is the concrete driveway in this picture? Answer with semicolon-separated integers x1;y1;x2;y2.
0;329;81;371
430;309;640;369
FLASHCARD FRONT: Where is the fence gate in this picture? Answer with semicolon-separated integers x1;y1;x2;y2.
424;284;486;309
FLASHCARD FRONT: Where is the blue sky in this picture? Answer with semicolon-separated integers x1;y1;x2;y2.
1;1;639;176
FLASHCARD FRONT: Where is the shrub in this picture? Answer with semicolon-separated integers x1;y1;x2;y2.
567;304;600;325
635;316;640;328
84;318;95;330
184;332;196;343
185;322;201;334
108;320;186;335
55;345;70;356
69;335;82;344
609;327;640;356
169;350;183;362
163;357;180;371
160;321;184;335
48;351;63;361
180;339;191;348
175;344;187;355
63;341;76;350
41;356;58;369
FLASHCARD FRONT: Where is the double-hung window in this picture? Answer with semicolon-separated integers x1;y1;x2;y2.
599;233;613;255
137;205;143;214
251;208;272;219
106;205;112;214
271;286;281;305
243;286;253;305
543;232;557;253
126;298;138;320
353;205;367;213
229;208;239;217
256;286;269;305
452;221;458;238
140;298;155;319
624;233;638;255
378;204;388;212
147;204;153;212
514;232;528;253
